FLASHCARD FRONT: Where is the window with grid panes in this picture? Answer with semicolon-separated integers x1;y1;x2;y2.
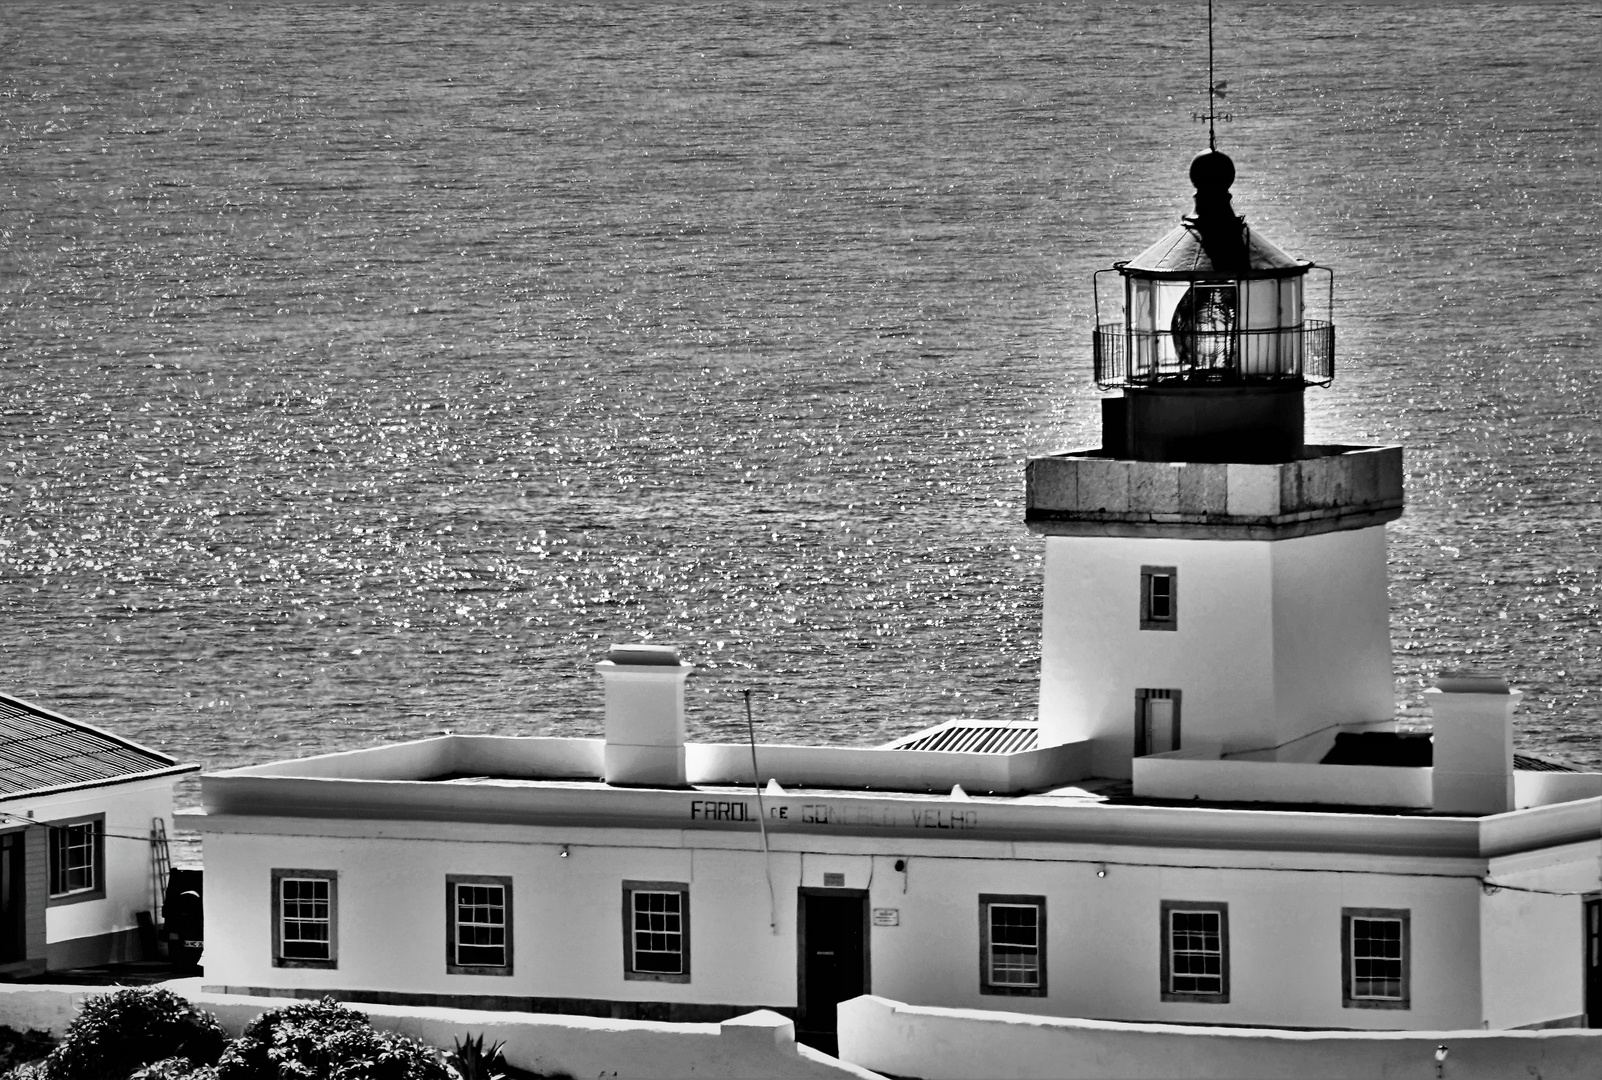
273;870;336;967
448;876;511;974
980;895;1046;996
623;881;690;981
632;890;682;972
48;818;101;898
1343;909;1409;1009
1161;901;1228;1001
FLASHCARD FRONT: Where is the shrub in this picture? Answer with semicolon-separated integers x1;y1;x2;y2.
2;1065;48;1080
128;1060;219;1080
444;1036;506;1080
215;998;449;1080
39;988;226;1080
0;1026;55;1073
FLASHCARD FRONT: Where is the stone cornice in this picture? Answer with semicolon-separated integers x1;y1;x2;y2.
1025;444;1404;540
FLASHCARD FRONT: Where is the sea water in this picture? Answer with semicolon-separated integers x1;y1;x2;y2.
2;1;1598;854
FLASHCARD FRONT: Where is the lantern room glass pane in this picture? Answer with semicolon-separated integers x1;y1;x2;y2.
1118;274;1311;384
1172;284;1237;371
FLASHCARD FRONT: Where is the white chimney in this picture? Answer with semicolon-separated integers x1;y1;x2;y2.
1428;670;1518;816
599;643;691;787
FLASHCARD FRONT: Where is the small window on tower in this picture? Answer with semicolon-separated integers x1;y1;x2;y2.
1141;566;1178;631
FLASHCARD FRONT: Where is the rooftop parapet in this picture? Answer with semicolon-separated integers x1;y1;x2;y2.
1025;444;1403;540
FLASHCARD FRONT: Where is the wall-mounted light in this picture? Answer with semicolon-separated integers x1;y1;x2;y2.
1096;864;1107;878
559;845;570;858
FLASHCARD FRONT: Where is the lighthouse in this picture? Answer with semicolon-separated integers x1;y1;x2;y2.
1027;151;1405;779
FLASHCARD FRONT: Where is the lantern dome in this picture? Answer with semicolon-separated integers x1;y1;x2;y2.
1123;218;1303;278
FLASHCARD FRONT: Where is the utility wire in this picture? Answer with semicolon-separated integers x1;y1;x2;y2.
0;811;161;845
744;689;779;934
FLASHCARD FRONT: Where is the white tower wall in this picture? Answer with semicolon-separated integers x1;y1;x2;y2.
1268;525;1395;744
1038;525;1393;778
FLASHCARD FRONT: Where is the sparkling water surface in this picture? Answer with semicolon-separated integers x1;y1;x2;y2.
2;2;1599;862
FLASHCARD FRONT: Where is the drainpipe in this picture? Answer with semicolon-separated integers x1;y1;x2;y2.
599;644;691;787
1427;670;1518;816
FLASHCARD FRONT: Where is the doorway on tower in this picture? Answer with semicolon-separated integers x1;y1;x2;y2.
797;887;869;1056
1135;689;1182;757
1586;896;1601;1027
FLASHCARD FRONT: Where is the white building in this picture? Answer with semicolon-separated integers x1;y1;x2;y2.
0;692;197;975
192;151;1602;1049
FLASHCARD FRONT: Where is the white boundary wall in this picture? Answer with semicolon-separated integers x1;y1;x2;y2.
837;995;1602;1080
1133;754;1434;807
0;983;881;1080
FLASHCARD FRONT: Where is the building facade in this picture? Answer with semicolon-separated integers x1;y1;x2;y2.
195;728;1601;1038
194;150;1602;1044
0;692;198;975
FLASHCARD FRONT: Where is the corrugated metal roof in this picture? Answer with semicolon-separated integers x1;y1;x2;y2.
1513;753;1579;773
0;694;184;797
887;722;1039;755
886;728;1584;772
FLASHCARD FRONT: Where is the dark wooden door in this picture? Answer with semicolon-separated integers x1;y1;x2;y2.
797;889;868;1055
0;833;24;963
1586;898;1601;1028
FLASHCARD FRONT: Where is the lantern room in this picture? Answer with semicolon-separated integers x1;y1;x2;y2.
1093;150;1335;464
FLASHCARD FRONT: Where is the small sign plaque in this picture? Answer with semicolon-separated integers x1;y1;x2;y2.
823;872;845;887
872;908;900;927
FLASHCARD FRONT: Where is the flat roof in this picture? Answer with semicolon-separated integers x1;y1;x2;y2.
198;735;1602;862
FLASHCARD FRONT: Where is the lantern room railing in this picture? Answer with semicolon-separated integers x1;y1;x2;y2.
1092;320;1334;390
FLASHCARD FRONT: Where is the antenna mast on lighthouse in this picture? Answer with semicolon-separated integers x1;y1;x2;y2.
1208;0;1217;149
1200;0;1230;147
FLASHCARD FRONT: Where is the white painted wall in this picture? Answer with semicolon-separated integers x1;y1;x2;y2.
863;850;1483;1030
201;823;804;1009
837;995;1602;1080
1479;888;1580;1029
1267;528;1395;749
201;817;1511;1031
5;778;177;948
1515;771;1602;808
686;740;1093;794
1477;840;1599;1028
1132;756;1432;808
1038;528;1393;778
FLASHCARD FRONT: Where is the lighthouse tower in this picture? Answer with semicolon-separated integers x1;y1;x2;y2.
1028;151;1404;779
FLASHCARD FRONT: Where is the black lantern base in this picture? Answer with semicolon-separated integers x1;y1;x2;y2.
1102;384;1305;464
